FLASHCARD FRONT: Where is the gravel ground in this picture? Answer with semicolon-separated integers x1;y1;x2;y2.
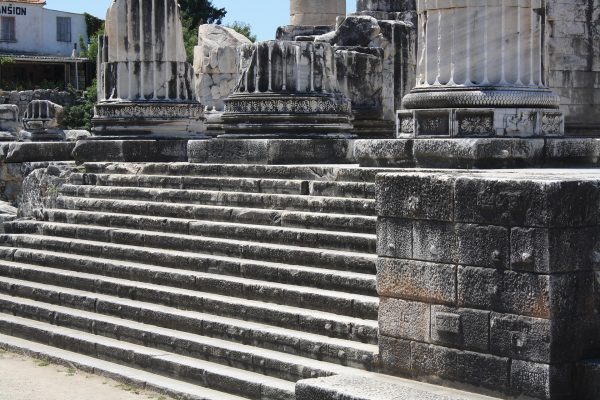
0;349;176;400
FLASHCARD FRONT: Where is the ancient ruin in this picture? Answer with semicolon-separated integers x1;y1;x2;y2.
93;0;204;137
0;0;597;399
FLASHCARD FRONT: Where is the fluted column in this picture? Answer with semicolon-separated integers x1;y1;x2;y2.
290;0;346;26
222;41;352;136
93;0;204;137
398;0;564;137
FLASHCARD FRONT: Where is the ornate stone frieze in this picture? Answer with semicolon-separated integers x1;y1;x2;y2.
397;108;565;138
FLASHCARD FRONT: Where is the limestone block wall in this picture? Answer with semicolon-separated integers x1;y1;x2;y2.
290;0;346;26
376;170;600;400
546;0;600;135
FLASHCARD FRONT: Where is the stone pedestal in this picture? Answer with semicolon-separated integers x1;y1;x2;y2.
290;0;346;26
20;100;64;141
93;0;204;138
377;170;600;400
221;41;352;137
400;0;563;138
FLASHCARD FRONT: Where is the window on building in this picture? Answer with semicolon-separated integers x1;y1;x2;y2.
0;17;15;42
56;17;71;42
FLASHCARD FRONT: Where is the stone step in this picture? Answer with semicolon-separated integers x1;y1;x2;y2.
82;162;386;183
59;185;377;216
43;209;377;254
0;235;376;296
0;294;375;381
5;221;377;274
73;173;376;199
0;276;378;367
0;334;248;400
0;261;378;344
0;313;296;400
56;196;376;234
1;246;378;319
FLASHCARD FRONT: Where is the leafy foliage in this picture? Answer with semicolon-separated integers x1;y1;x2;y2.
62;81;97;130
226;21;257;42
83;13;104;40
178;0;227;62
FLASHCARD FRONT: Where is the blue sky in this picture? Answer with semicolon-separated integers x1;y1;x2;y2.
45;1;357;41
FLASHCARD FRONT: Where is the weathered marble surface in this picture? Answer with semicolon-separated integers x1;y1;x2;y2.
290;0;346;26
401;1;563;137
193;24;252;112
93;0;204;137
222;40;352;136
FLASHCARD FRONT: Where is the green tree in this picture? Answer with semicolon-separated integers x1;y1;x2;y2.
177;0;227;62
226;21;257;42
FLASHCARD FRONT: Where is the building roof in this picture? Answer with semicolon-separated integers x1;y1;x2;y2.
0;0;46;4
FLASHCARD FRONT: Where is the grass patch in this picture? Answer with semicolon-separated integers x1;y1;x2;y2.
36;358;51;367
117;383;141;395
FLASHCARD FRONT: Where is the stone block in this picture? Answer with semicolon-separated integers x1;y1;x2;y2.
377;258;456;305
430;306;489;353
510;227;600;273
411;343;509;392
377;218;412;259
295;374;504;400
379;297;430;341
412;220;455;264
379;335;411;375
412;138;545;169
510;360;573;400
457;266;594;319
73;140;188;163
354;139;414;168
3;142;75;163
376;172;454;221
454;223;509;270
454;174;600;227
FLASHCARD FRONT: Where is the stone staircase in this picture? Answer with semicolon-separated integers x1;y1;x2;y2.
0;162;382;400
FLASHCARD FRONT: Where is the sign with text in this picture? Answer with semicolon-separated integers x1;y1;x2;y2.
0;6;27;16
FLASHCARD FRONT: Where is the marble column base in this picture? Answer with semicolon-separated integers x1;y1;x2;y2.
222;93;353;137
92;101;205;138
397;108;564;138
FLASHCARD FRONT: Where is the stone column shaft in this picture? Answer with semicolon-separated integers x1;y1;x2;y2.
290;0;346;26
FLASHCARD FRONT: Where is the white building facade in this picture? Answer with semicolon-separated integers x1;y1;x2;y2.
0;0;92;90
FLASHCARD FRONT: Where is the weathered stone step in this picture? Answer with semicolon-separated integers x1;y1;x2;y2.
56;196;376;234
0;235;375;296
0;261;378;344
0;294;374;381
73;173;376;199
0;314;295;400
1;246;378;319
83;162;386;183
59;185;377;216
0;276;378;366
43;209;377;254
6;221;377;273
0;334;248;400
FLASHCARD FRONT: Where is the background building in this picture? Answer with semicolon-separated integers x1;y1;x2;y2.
0;0;91;90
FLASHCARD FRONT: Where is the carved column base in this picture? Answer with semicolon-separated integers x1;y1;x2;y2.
92;101;205;138
222;93;353;137
402;87;561;110
397;108;564;138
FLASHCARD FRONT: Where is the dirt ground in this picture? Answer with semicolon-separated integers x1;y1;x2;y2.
0;349;176;400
